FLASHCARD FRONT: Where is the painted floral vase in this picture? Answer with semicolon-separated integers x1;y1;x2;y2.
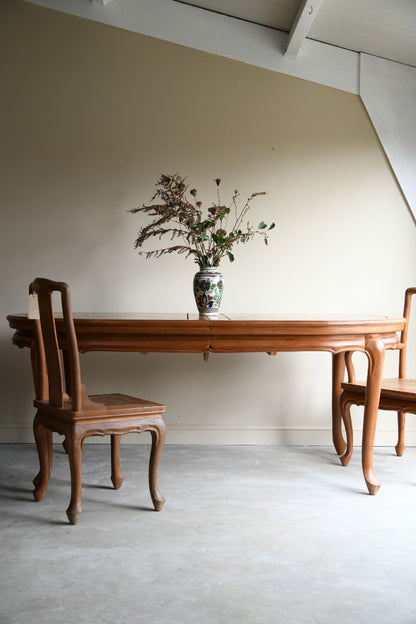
193;267;224;319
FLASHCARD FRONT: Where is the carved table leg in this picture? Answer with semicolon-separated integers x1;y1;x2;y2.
339;396;354;467
362;336;385;495
148;420;167;511
111;434;124;489
332;352;347;456
65;430;83;524
32;413;53;501
395;411;406;456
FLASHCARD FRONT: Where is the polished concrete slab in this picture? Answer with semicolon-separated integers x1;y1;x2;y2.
1;443;416;624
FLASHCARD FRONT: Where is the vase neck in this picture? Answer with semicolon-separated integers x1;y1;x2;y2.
199;266;220;270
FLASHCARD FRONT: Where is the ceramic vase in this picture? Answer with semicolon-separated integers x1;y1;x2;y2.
193;267;224;319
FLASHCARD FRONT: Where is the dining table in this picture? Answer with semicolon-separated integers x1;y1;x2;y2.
7;311;406;494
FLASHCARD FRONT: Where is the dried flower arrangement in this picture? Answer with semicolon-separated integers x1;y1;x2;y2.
130;173;275;269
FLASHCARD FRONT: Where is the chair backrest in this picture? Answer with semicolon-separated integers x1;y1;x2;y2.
399;287;416;378
29;278;83;411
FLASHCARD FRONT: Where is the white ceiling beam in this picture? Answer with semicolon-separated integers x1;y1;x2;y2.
24;0;359;93
285;0;324;58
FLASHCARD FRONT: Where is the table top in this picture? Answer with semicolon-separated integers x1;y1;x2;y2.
7;312;406;354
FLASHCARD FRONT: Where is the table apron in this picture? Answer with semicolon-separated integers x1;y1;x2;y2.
11;330;401;355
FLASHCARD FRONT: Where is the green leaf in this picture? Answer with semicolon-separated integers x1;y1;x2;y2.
268;222;276;230
226;251;235;263
212;233;225;245
258;221;267;229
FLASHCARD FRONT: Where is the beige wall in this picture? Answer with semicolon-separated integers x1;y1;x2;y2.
1;0;416;445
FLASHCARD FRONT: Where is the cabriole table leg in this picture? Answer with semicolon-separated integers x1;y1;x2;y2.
332;352;347;456
362;336;385;495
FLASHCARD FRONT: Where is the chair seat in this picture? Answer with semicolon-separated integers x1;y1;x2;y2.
90;393;165;413
342;378;416;401
34;393;165;419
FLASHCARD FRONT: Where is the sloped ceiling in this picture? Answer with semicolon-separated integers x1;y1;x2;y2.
177;0;416;67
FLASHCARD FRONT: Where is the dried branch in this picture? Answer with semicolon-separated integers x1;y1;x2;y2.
129;173;275;269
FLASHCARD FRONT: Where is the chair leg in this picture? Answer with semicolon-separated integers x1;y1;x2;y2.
148;420;167;511
395;411;406;456
339;398;353;467
110;434;124;489
32;413;53;502
65;431;83;525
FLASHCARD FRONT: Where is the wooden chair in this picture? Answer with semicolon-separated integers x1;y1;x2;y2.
340;287;416;466
29;277;166;524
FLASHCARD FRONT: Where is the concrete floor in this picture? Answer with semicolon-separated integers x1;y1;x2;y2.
1;443;416;624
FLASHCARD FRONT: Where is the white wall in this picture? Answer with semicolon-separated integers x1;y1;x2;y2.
1;0;416;446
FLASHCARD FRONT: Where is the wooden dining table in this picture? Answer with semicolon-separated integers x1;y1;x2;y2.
7;311;406;494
